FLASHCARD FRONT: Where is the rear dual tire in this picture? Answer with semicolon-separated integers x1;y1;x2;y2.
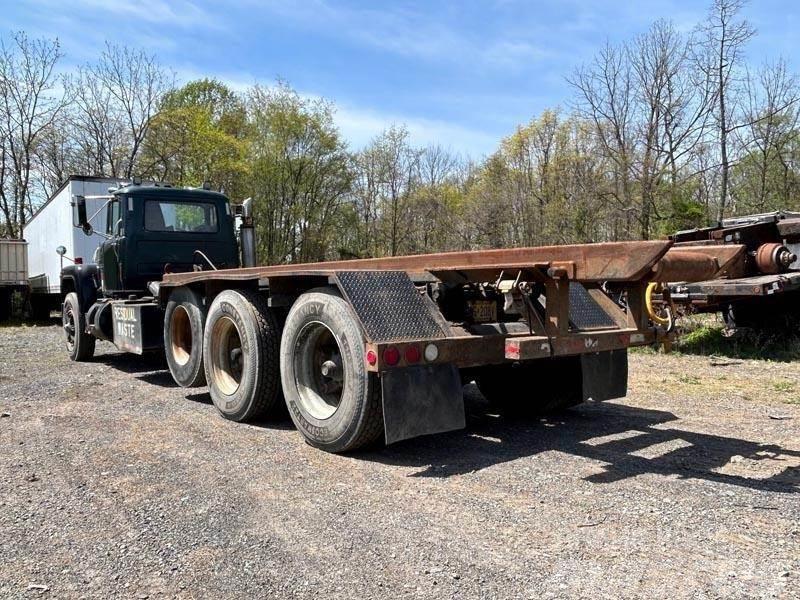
164;287;206;387
280;289;383;453
203;289;283;422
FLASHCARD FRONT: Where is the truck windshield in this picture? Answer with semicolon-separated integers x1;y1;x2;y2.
144;199;218;233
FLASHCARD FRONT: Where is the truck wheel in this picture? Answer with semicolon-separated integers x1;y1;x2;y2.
63;292;95;361
203;289;282;421
280;288;383;453
475;357;583;415
164;287;207;387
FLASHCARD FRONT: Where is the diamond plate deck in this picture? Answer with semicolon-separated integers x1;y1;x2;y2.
334;271;448;343
569;283;617;330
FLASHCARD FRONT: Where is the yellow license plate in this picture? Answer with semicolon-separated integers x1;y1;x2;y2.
469;300;497;323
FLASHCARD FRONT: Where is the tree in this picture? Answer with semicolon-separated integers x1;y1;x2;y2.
141;79;248;197
0;32;69;238
695;0;756;219
732;60;799;212
246;83;352;263
68;43;171;178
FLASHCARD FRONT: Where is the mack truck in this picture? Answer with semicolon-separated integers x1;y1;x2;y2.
60;180;739;453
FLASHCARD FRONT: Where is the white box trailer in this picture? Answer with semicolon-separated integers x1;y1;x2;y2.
23;176;122;295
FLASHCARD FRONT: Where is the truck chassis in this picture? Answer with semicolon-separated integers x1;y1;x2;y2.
60;183;737;453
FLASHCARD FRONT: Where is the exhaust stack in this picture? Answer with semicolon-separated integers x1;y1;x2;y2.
240;197;257;268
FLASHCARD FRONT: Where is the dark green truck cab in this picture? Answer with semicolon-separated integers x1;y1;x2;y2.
60;183;241;359
97;185;239;295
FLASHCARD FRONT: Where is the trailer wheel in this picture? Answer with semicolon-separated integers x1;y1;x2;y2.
203;289;282;421
63;292;95;361
280;288;383;453
475;358;583;415
164;287;207;387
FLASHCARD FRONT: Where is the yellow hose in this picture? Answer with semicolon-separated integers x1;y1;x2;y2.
646;282;671;328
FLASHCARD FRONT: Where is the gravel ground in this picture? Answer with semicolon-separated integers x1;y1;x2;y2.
1;322;798;599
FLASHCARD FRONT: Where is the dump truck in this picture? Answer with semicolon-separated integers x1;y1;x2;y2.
665;211;800;330
59;180;735;452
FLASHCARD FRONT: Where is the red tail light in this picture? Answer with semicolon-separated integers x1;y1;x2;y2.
405;345;421;363
74;257;83;265
365;350;377;366
383;346;400;366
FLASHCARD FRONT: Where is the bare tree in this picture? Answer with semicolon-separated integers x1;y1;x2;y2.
69;43;171;178
734;59;799;211
695;0;756;219
569;42;638;236
0;32;69;237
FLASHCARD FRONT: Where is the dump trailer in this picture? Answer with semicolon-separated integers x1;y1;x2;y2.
60;181;732;452
0;239;28;321
665;211;800;330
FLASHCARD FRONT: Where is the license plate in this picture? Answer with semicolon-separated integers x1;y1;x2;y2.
468;300;497;323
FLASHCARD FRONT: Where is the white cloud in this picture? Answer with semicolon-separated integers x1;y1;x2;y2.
259;0;548;70
333;103;496;157
29;0;219;30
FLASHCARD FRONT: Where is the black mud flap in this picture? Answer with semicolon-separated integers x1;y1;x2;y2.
381;364;465;445
581;349;628;401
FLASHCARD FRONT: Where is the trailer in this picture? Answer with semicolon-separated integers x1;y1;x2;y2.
665;211;800;330
0;239;28;321
58;180;735;453
22;176;129;318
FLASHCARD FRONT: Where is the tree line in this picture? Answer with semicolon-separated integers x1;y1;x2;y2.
1;0;798;264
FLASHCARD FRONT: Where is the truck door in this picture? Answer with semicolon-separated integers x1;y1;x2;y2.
99;197;124;293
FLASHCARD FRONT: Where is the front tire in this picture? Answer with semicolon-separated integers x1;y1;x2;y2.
164;287;207;387
280;288;383;453
63;292;95;361
203;289;282;422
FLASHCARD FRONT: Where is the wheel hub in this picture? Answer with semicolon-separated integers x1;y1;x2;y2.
294;321;345;420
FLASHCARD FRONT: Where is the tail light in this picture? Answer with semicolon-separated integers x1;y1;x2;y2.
365;350;377;366
74;257;83;265
404;345;421;363
383;346;400;366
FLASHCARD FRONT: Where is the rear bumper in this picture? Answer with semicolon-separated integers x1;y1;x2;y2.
364;326;659;372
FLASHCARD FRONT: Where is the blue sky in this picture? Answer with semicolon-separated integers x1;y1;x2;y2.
2;0;799;157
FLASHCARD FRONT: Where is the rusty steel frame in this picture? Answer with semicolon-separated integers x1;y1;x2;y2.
155;239;742;373
160;239;745;290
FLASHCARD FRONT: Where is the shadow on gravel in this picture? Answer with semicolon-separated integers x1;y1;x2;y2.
92;352;178;387
184;392;295;429
365;386;799;494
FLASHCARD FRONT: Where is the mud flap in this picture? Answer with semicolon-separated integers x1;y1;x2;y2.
581;349;628;401
381;364;465;445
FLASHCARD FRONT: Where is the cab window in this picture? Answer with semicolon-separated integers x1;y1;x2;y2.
107;199;122;235
144;199;219;233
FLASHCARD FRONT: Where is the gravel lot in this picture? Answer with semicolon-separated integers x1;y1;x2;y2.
1;322;798;599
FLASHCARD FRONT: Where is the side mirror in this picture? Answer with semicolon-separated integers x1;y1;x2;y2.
73;195;92;235
56;246;66;256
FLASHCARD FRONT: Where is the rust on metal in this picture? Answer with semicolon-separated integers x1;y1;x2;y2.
507;329;654;361
651;244;745;282
161;240;677;287
755;242;796;274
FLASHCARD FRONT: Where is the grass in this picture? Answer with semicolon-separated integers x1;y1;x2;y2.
670;314;800;362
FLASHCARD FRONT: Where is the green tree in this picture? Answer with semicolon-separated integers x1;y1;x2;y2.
246;82;352;264
141;79;248;198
